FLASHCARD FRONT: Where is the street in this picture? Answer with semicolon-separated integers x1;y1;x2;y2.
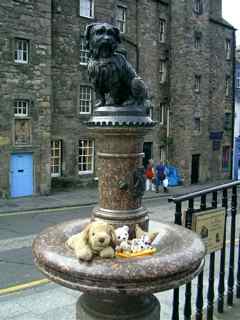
0;197;175;292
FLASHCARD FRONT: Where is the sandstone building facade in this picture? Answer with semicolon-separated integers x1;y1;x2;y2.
0;0;235;197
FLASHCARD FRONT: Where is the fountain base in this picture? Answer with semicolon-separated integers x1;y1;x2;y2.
77;294;160;320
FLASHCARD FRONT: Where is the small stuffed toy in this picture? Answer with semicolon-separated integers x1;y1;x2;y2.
115;225;129;244
66;221;116;261
135;224;158;243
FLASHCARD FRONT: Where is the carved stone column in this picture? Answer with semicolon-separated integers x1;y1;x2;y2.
88;105;155;232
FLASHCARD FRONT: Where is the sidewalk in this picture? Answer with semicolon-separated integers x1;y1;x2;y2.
0;179;232;214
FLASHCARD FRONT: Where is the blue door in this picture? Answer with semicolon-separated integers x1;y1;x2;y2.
10;154;33;197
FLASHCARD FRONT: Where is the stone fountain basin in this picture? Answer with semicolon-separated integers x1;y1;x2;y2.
32;219;205;296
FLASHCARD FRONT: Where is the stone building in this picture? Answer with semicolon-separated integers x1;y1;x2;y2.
233;47;240;179
0;0;235;197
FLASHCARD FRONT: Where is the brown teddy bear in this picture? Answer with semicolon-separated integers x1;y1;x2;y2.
66;221;116;261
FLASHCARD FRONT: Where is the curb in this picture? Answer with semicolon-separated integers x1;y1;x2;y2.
0;193;170;215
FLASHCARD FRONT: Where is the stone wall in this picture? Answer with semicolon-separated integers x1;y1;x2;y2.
0;0;52;196
0;0;234;196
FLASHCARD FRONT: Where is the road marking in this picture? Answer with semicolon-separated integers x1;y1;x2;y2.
0;204;94;218
0;279;50;296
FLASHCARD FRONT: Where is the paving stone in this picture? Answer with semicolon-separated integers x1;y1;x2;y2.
15;288;77;315
0;299;27;320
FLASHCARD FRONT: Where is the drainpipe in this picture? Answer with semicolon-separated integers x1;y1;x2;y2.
231;29;236;179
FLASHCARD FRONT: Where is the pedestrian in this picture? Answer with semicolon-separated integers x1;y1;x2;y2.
162;165;169;193
145;159;155;192
155;161;165;193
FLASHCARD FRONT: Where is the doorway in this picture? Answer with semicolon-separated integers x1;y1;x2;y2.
10;153;33;197
143;142;153;168
191;154;200;184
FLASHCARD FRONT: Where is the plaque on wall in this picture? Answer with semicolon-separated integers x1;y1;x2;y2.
192;208;225;254
14;119;32;145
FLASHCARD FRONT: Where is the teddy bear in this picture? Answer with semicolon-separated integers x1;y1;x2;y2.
114;225;131;253
66;221;116;261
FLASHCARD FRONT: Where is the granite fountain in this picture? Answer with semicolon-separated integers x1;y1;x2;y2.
32;23;205;319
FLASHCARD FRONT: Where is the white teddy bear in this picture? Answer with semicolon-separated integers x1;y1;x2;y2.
115;225;129;243
115;225;131;252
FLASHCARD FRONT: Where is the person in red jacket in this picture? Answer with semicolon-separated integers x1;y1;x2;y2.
145;159;155;191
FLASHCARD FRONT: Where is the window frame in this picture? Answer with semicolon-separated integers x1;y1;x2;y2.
225;76;231;97
159;60;167;84
225;39;231;60
159;19;166;43
79;0;94;18
159;103;165;125
14;99;29;117
51;140;62;177
193;117;201;131
79;85;93;115
237;71;240;89
194;75;201;93
194;0;203;15
14;38;29;64
80;37;89;65
116;5;127;34
194;31;202;49
78;139;94;175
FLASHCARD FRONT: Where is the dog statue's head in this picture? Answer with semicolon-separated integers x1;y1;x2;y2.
85;23;121;59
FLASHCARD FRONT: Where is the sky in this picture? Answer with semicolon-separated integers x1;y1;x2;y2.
222;0;240;46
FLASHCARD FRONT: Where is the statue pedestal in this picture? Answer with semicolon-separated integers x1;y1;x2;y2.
88;104;155;233
77;294;160;320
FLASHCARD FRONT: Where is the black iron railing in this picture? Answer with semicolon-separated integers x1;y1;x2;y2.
169;180;240;320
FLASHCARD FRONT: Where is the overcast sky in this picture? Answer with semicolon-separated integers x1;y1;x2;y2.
222;0;240;46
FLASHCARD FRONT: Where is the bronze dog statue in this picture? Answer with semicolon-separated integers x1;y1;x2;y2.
85;23;147;107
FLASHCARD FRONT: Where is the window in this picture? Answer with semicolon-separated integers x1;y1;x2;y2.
194;75;201;92
51;140;62;177
225;39;231;60
222;146;231;172
117;5;127;33
80;37;89;65
194;32;201;49
159;19;166;43
236;71;240;89
225;76;231;97
14;100;29;117
194;0;203;14
14;38;29;63
159;103;166;124
148;107;153;120
78;139;94;174
193;117;201;131
79;0;94;18
79;86;92;114
159;61;167;83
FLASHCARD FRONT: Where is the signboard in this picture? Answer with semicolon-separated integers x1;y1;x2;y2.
209;132;223;140
192;208;225;254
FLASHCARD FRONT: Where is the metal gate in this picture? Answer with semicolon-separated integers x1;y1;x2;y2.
169;181;240;320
